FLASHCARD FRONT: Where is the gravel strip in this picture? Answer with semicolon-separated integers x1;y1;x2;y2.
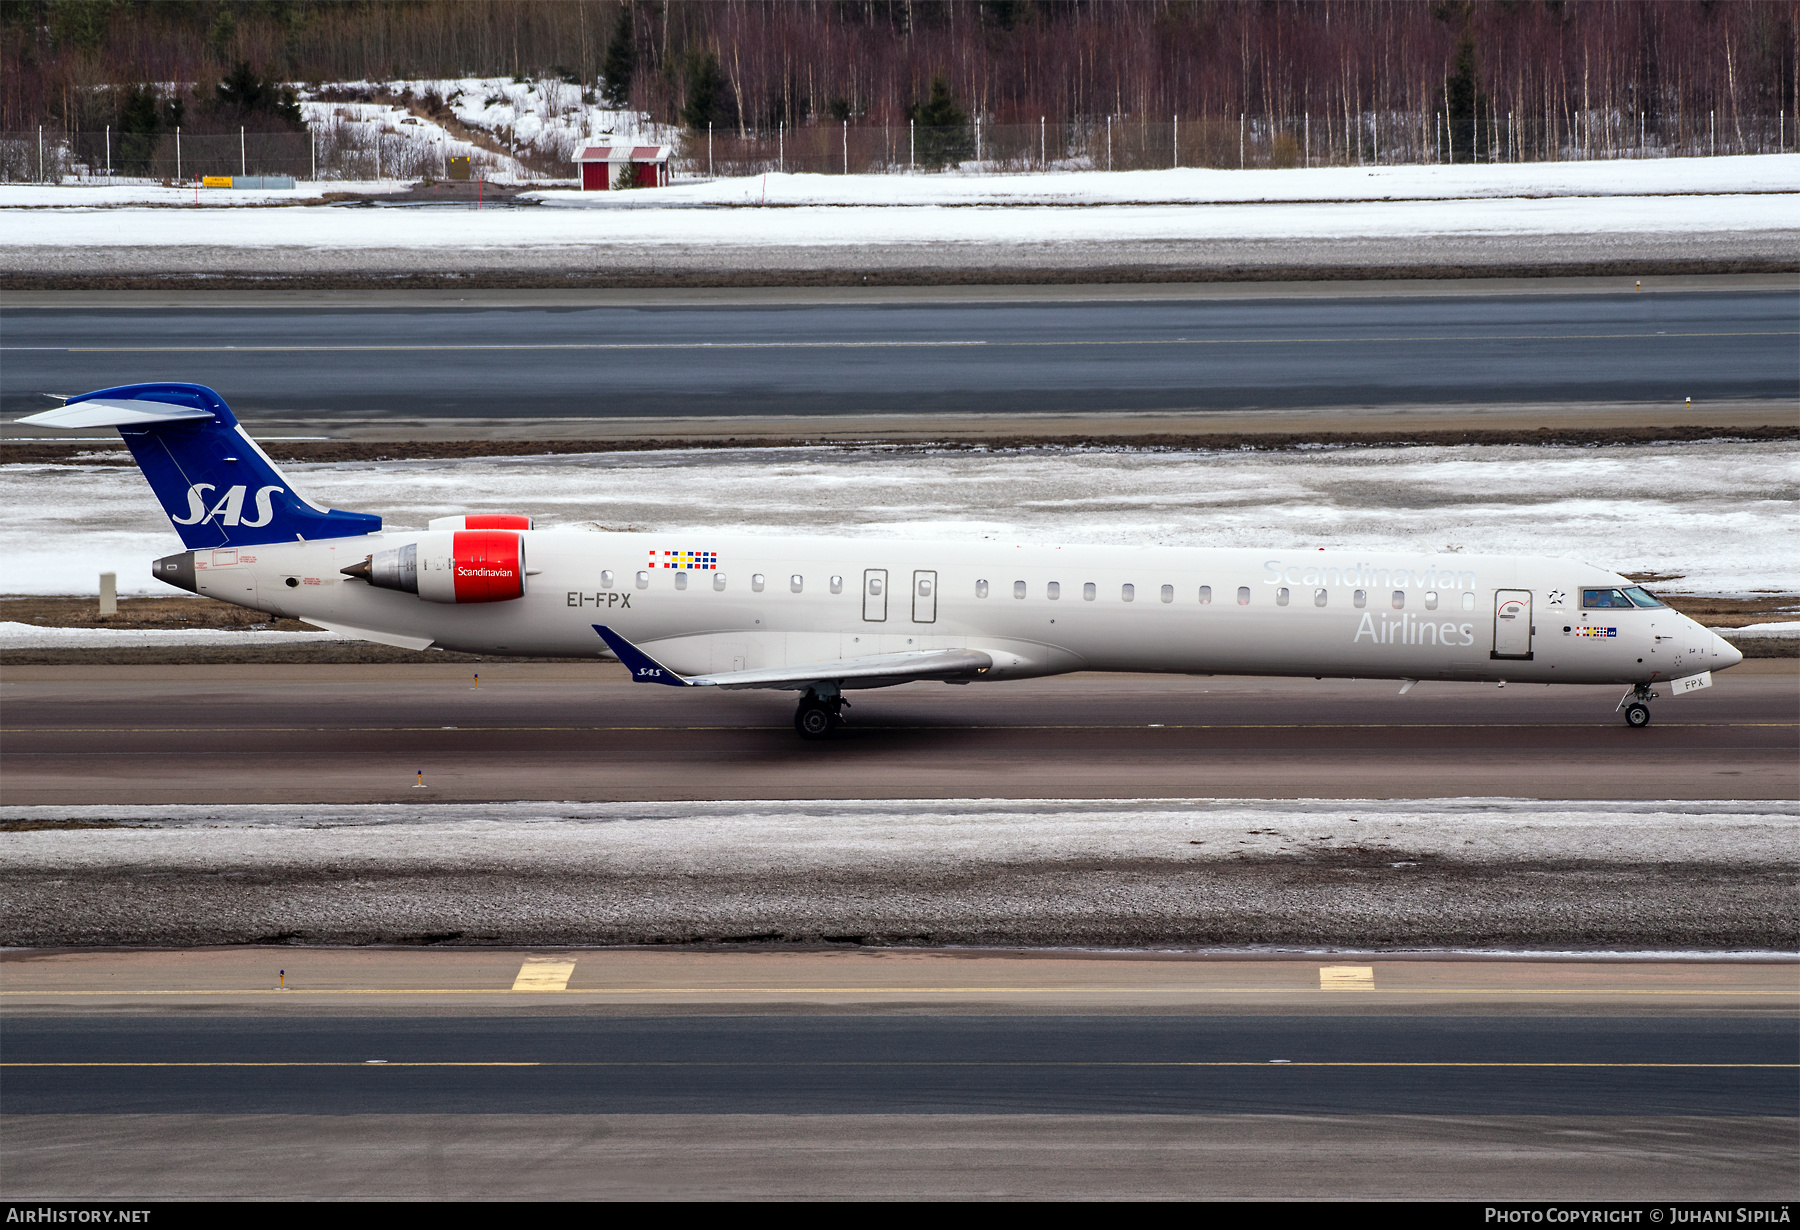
3;799;1791;949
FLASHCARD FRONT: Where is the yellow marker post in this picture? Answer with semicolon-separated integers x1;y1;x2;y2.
472;673;479;690
413;770;426;789
278;969;284;989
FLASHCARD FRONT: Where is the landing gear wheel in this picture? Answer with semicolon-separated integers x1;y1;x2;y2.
794;701;836;740
1624;702;1651;728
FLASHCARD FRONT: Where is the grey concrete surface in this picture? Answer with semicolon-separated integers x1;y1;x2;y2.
4;949;1792;1016
6;1113;1792;1200
4;287;1794;420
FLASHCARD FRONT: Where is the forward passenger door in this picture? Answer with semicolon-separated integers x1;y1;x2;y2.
1492;590;1534;660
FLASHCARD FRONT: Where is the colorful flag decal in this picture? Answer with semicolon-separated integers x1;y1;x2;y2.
651;550;718;570
1572;626;1617;637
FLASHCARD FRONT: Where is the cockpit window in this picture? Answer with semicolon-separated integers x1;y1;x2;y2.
1582;588;1634;609
1623;586;1666;608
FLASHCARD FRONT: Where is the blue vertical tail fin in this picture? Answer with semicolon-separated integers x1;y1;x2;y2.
17;383;380;549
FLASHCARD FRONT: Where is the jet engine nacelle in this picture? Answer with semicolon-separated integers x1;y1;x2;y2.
427;514;534;531
342;530;526;604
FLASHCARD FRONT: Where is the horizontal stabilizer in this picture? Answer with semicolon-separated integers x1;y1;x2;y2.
307;620;436;652
17;399;216;429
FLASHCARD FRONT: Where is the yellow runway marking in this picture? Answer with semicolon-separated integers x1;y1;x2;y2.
24;329;1795;355
6;1061;1794;1070
511;959;575;992
1320;965;1375;991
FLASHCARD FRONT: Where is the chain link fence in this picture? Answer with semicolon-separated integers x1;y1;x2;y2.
4;110;1790;184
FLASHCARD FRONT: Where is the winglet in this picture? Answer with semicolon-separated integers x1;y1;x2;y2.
593;625;693;686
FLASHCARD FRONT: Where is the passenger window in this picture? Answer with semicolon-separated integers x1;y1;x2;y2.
1237;586;1250;605
917;577;932;597
1353;588;1366;608
1391;590;1405;609
1623;586;1666;608
1424;590;1438;610
1461;591;1475;611
713;573;727;592
1013;580;1027;599
790;574;804;593
867;576;882;595
976;579;989;598
1199;585;1212;605
636;570;649;589
1160;584;1174;603
1083;582;1096;601
1047;581;1060;600
1314;588;1327;607
1121;583;1135;602
674;571;688;591
1582;588;1632;609
830;575;843;595
601;569;615;588
1276;587;1290;607
752;573;765;592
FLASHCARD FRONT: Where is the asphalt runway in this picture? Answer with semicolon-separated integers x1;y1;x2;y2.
3;286;1794;420
2;663;1792;804
6;1014;1793;1117
3;951;1794;1198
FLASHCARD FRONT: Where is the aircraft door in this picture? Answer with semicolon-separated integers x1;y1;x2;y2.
863;569;888;622
1492;589;1533;660
912;570;938;623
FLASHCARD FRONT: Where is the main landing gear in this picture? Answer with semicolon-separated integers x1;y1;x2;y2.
1617;682;1659;728
794;686;848;740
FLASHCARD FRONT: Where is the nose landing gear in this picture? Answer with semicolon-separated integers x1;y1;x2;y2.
1616;682;1659;728
794;686;848;740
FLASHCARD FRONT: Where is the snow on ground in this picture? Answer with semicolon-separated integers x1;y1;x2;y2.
301;75;669;171
0;181;407;206
535;153;1800;208
6;152;1794;210
3;156;1794;248
3;182;1792;253
0;622;348;649
3;441;1794;598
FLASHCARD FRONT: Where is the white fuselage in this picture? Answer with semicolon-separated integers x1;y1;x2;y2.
193;530;1740;688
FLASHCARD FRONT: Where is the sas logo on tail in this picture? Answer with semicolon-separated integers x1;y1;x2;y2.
171;483;285;527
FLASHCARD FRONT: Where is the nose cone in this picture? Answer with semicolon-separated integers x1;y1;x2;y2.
1712;632;1744;670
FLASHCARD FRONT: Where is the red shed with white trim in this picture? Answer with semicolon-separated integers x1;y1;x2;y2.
575;144;672;190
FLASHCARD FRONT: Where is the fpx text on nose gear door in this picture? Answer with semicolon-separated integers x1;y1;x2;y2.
1492;589;1534;660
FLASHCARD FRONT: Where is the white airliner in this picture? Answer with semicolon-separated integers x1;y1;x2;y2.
23;384;1743;738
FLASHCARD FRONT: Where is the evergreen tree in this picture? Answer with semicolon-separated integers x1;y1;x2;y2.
905;76;973;168
1445;31;1482;162
116;84;160;175
216;61;304;129
680;47;727;131
602;6;634;108
206;3;237;62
